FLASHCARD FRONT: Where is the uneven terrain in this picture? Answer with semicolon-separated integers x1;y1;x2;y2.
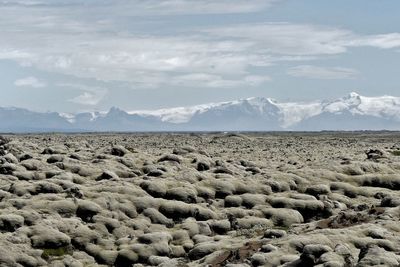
0;133;400;267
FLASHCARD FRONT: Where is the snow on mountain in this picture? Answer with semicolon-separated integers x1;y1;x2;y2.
59;113;76;123
1;92;399;132
128;97;278;123
324;92;362;113
127;92;400;129
361;96;400;119
128;102;227;123
275;101;323;128
322;92;400;118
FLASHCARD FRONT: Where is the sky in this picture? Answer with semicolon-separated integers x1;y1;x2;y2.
0;0;400;113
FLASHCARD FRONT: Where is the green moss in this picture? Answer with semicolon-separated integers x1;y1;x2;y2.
273;225;290;231
125;146;137;153
390;150;400;156
41;247;69;260
234;224;272;238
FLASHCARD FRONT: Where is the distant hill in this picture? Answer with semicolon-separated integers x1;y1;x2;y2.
1;92;400;132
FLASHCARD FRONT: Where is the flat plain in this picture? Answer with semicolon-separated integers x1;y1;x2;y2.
0;132;400;267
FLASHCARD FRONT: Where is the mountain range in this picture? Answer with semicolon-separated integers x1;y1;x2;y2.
1;92;400;132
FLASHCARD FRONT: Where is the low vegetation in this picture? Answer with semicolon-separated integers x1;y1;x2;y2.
0;133;399;266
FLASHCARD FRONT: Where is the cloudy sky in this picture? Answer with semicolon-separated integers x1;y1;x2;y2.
1;0;400;112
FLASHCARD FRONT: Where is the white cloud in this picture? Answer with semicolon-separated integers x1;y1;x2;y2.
170;73;271;88
206;23;352;56
244;75;271;85
59;83;108;105
1;2;400;90
287;65;359;80
0;49;33;60
1;32;270;88
0;0;278;15
124;0;277;15
206;23;400;56
348;33;400;49
69;91;106;105
14;76;46;88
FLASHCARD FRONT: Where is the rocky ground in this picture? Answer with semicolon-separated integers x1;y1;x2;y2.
0;132;400;267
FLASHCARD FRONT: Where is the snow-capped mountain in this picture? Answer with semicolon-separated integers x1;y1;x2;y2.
324;92;400;120
129;92;400;131
1;92;399;132
295;92;400;130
